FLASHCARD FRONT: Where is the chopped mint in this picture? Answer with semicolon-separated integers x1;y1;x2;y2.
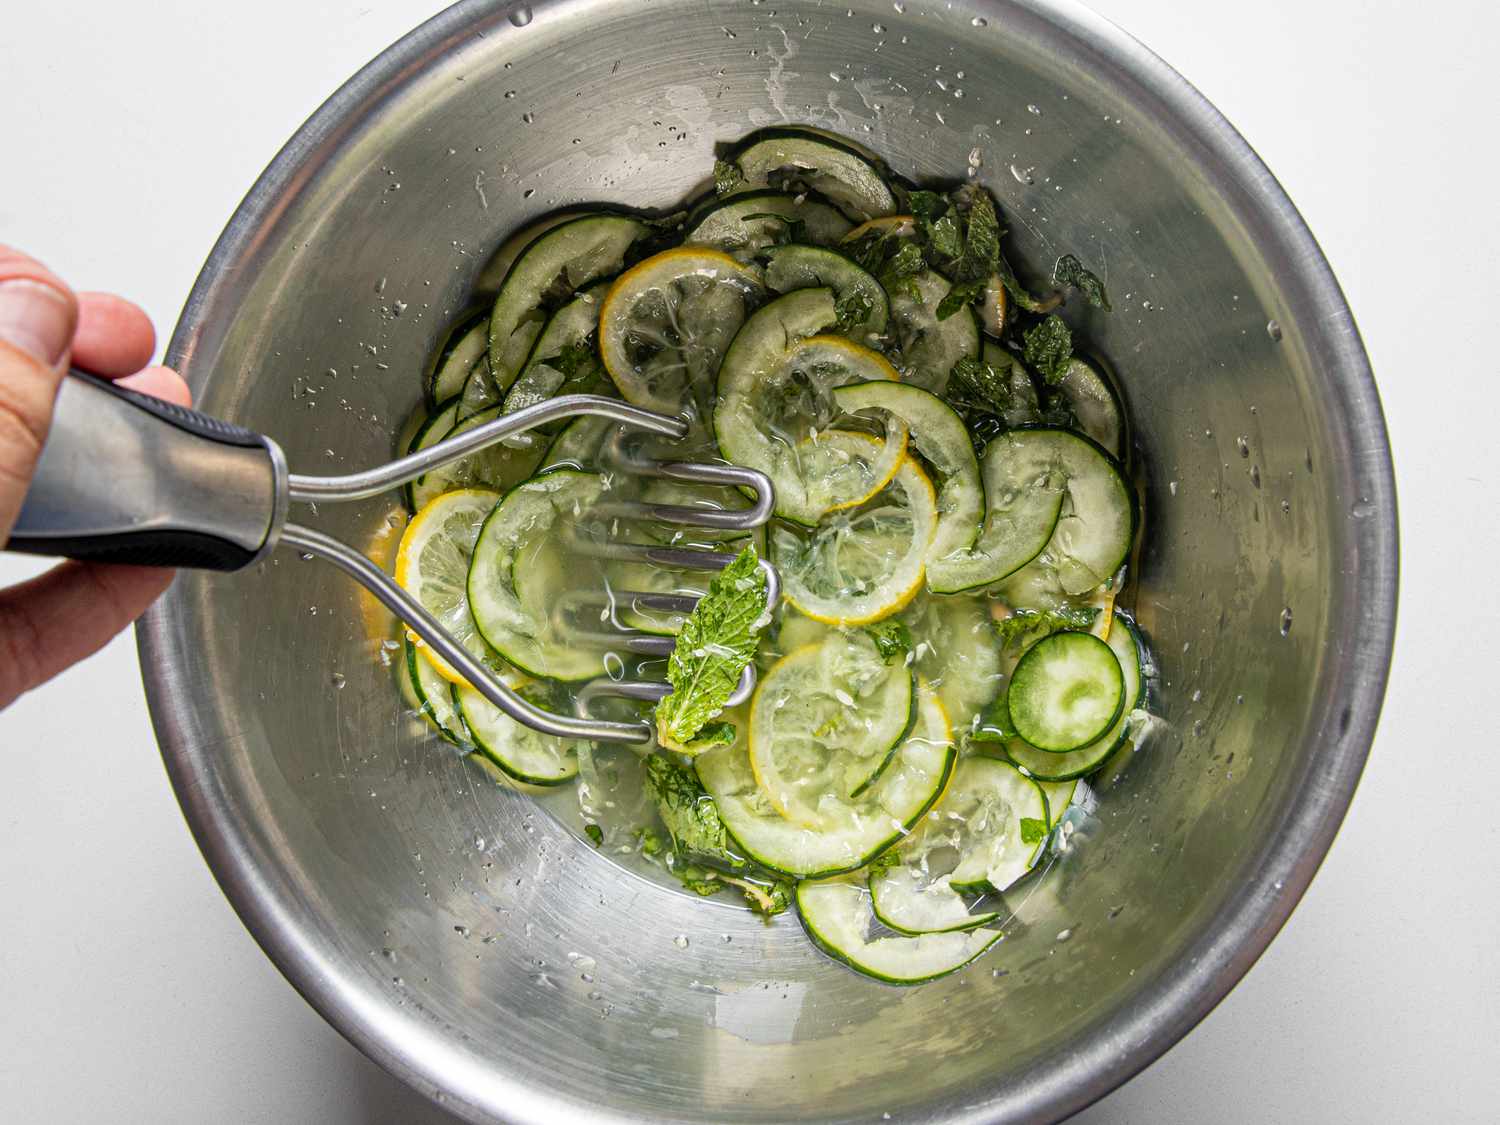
713;158;745;196
655;546;769;747
863;619;914;664
993;606;1100;650
834;287;876;331
1019;817;1048;846
935;277;987;321
583;823;604;848
1052;253;1111;311
643;754;745;870
1022;314;1074;384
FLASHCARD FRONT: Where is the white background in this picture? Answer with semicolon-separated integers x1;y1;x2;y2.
1;1;1496;1121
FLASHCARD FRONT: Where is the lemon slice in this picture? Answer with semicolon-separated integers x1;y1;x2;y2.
394;488;501;685
794;428;908;519
774;456;938;626
599;246;763;424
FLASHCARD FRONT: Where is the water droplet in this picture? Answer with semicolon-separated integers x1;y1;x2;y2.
1249;464;1261;488
1280;498;1292;514
871;21;886;32
649;1026;680;1040
521;111;535;124
1236;436;1250;458
392;976;404;987
1167;480;1178;496
454;925;470;938
1266;319;1283;342
1026;103;1042;115
508;4;533;27
1055;927;1073;942
1350;498;1375;519
504;90;516;99
1009;162;1035;185
381;948;396;961
1278;607;1293;636
672;934;690;949
892;1;905;12
1192;719;1206;737
971;15;988;26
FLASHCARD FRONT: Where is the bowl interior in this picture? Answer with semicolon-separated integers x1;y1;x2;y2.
146;2;1394;1121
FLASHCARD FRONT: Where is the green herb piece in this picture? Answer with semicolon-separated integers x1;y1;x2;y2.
970;692;1014;743
866;848;901;877
1022;314;1074;384
714;159;745;196
637;826;666;858
907;190;947;225
959;190;1002;277
740;211;807;245
584;823;604;847
669;860;727;897
1052;253;1111;311
734;877;793;917
1019;817;1048;846
658;720;738;757
993;606;1100;650
992;252;1053;314
643;754;745;870
928;213;964;259
655;546;769;746
946;353;1040;428
863;619;914;664
935;278;987;321
834;287;876;332
537;337;598;380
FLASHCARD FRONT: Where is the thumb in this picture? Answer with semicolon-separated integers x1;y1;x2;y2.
0;256;79;540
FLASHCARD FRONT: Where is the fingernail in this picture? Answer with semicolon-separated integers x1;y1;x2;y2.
0;279;75;366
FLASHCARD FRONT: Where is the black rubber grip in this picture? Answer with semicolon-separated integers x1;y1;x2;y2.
5;529;257;572
68;369;263;448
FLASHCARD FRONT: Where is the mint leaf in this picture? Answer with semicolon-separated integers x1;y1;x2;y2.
928;213;964;259
946;352;1042;428
907;190;947;225
584;823;604;847
863;619;913;664
834;287;876;331
960;189;1002;278
538;336;598;381
936;278;986;321
1053;253;1111;311
1019;817;1048;846
993;606;1099;650
1022;314;1074;384
657;720;737;756
643;755;744;868
714;159;745;196
655;546;769;745
993;251;1053;314
865;848;901;877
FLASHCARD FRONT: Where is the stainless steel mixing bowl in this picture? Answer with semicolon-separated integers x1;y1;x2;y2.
138;1;1397;1120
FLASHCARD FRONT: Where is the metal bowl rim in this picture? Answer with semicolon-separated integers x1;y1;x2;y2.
138;1;1399;1121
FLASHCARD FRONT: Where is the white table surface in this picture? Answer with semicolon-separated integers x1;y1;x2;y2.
2;1;1495;1121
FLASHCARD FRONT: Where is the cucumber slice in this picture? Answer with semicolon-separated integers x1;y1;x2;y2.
925;429;1068;594
598;247;763;422
426;311;489;406
473;210;587;298
763;244;889;340
716;288;905;523
467;470;608;682
888;271;980;393
463;314;545;417
686;190;852;259
500;281;611;419
409;404;546;510
1024;428;1136;596
1007;612;1143;781
730;130;897;222
538;414;616;471
697;686;955;879
868;757;1047;932
487;214;649;380
775;456;938;626
1054;355;1126;461
796;880;1002;984
402;397;462;510
1037;777;1093;828
395;488;502;684
900;594;1002;736
748;635;918;825
833;381;983;565
454;677;582;786
405;638;470;747
1007;631;1124;752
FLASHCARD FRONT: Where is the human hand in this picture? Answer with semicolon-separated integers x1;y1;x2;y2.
0;246;193;708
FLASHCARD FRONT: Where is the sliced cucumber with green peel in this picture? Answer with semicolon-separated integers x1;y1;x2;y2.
599;247;763;422
696;687;955;879
796;880;1002;984
409;404;547;511
501;280;611;418
1054;355;1126;461
468;469;608;682
402;397;462;510
405;638;470;747
686;190;852;259
730;130;896;222
925;429;1067;594
833;381;983;565
763;243;889;339
427;311;489;406
538;414;616;471
473;210;587;298
1038;777;1093;828
487;214;649;381
454;677;582;786
1025;428;1136;596
869;757;1047;931
888;271;980;393
464;315;544;417
900;594;1002;736
748;634;918;824
1007;631;1124;752
1007;612;1143;781
774;456;938;626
